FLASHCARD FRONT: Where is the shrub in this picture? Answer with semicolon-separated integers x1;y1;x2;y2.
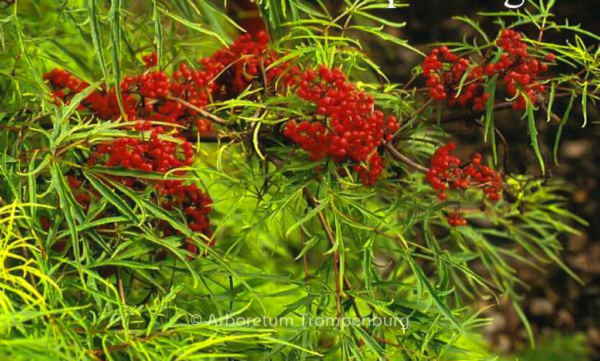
0;0;596;359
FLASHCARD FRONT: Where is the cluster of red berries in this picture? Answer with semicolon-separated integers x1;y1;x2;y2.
44;69;90;108
44;64;215;132
283;66;400;186
354;153;384;187
447;209;468;227
45;31;405;256
160;182;213;250
89;130;194;173
422;30;555;111
44;32;301;225
423;46;489;111
208;31;299;96
45;31;296;132
43;32;308;258
143;52;158;68
496;29;550;110
426;142;503;226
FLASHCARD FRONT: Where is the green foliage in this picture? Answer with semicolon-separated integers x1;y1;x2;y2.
498;333;591;361
0;0;596;360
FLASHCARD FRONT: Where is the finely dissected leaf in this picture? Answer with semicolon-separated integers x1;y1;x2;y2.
152;0;163;68
484;74;498;163
526;100;545;174
109;0;127;119
553;92;575;165
50;162;84;279
159;7;228;47
83;170;141;224
87;0;109;83
407;257;464;332
285;191;328;237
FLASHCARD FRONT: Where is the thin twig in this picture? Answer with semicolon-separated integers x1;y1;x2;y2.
301;187;343;316
116;268;126;304
401;97;434;128
425;93;574;125
471;118;510;172
383;142;430;173
167;96;229;126
539;102;562;123
300;230;311;280
266;154;345;315
183;131;237;143
401;73;418;91
0;123;22;131
426;101;515;124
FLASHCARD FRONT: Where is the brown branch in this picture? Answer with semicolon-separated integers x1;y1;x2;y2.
306;192;367;322
540;102;562;124
167;96;229;126
301;187;342;315
425;92;574;125
267;155;354;317
383;142;430;173
116;268;126;304
301;187;369;322
401;73;418;91
471;118;510;172
426;101;515;125
0;123;22;131
299;230;311;280
183;131;237;143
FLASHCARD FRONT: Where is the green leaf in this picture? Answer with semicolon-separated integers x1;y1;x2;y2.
87;0;109;83
152;0;163;68
159;7;228;47
407;257;464;332
83;170;141;225
526;100;545;174
553;92;575;165
109;0;127;119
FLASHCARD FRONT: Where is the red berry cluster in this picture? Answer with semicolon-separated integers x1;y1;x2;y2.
143;52;158;68
423;46;489;111
209;31;299;96
496;29;549;110
283;66;400;186
161;182;213;241
45;65;216;132
44;69;90;109
89;130;194;173
447;209;467;227
44;32;303;259
354;153;384;187
65;138;213;256
44;32;296;132
422;30;554;111
426;142;503;226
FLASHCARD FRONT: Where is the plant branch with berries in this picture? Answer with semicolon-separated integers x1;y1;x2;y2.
0;1;596;360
